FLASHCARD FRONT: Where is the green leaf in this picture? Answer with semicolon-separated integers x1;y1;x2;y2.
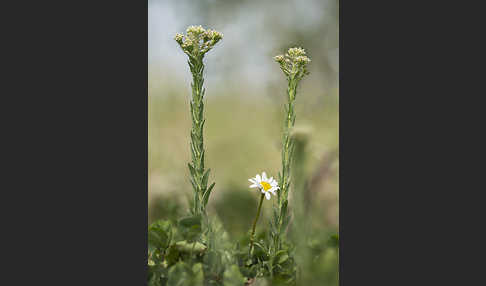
167;261;191;286
179;215;201;228
148;220;172;253
190;140;197;160
202;182;215;207
148;271;162;286
191;263;204;285
202;169;210;189
253;241;267;253
198;103;204;120
175;240;206;253
164;244;180;267
178;215;202;242
200;150;205;168
252;241;268;261
189;177;198;192
188;163;197;179
277;253;289;264
273;249;289;264
223;265;246;286
204;250;223;277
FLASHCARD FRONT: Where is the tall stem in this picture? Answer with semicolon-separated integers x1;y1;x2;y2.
249;193;265;254
188;56;206;215
175;26;221;223
273;79;297;250
187;55;215;218
281;80;297;203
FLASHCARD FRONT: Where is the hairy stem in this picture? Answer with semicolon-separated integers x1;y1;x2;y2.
273;78;298;250
188;56;207;215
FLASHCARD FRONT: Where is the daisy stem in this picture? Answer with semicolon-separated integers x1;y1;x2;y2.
249;193;265;254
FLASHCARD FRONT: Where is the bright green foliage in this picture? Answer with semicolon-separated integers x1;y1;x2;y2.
175;25;222;216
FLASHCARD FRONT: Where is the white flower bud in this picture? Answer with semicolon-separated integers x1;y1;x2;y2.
175;26;222;56
274;47;311;78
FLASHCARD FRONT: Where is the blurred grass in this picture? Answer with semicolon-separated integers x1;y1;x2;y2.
149;84;339;235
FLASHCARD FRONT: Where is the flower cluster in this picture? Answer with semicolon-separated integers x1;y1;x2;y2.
174;25;223;58
274;47;311;79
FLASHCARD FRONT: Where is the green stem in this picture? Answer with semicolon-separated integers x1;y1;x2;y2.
249;193;265;254
188;56;207;215
274;81;297;251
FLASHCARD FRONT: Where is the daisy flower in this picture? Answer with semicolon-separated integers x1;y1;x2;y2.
249;172;279;200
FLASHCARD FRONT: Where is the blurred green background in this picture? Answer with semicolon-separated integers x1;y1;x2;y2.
148;0;338;249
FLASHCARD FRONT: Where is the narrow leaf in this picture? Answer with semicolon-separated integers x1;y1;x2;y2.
203;182;215;207
202;169;210;188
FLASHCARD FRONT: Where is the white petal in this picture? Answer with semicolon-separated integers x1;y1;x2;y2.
271;181;278;186
269;187;278;193
249;184;258;188
262;172;267;181
261;189;266;194
269;177;273;182
256;174;261;182
249;178;256;184
265;192;271;200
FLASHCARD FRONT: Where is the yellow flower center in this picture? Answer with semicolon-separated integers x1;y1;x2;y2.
260;181;272;191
